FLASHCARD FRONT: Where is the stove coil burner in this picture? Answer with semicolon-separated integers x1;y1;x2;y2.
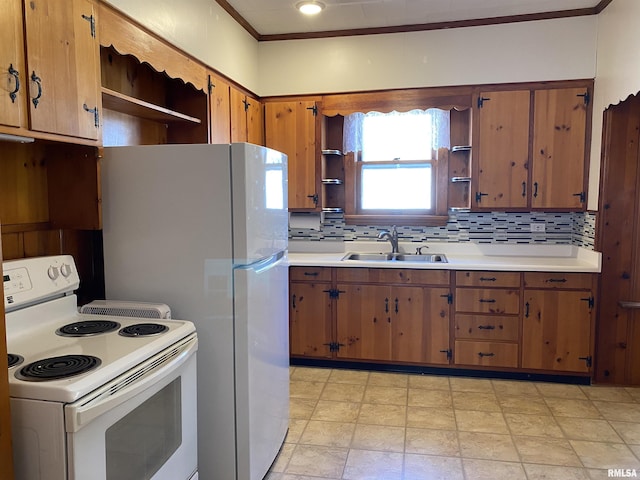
16;355;101;381
119;323;169;337
7;354;24;368
56;320;121;337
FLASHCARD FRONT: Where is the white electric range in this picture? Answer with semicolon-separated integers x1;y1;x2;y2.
4;255;199;480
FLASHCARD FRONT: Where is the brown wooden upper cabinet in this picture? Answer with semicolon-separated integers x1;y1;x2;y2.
0;0;100;141
0;0;27;130
475;90;530;209
22;0;101;140
265;100;320;211
474;85;591;210
208;71;231;144
230;86;263;145
531;87;588;209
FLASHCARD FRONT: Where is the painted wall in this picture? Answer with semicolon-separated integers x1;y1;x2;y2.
257;17;597;96
103;0;260;93
104;1;605;208
588;0;640;209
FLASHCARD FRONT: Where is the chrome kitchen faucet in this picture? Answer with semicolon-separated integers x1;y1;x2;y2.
378;225;399;254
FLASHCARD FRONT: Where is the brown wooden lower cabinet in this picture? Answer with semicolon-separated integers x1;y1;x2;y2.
289;266;596;378
454;314;519;342
289;281;333;358
522;289;593;373
335;284;450;364
454;341;519;368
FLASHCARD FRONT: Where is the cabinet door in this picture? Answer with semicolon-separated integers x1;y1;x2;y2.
0;0;27;129
392;286;451;365
230;86;248;142
522;290;592;372
265;100;318;210
532;87;588;209
246;95;264;146
208;72;230;143
336;284;391;361
290;282;333;358
390;286;424;363
23;0;100;140
475;90;530;209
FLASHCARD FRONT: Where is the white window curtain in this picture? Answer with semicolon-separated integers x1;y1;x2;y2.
343;109;451;159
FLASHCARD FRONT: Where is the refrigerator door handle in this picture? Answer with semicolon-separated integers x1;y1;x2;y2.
239;250;285;274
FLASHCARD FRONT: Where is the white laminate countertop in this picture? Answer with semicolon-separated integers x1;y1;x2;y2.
287;241;601;273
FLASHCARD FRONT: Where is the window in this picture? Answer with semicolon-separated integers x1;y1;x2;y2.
343;109;450;224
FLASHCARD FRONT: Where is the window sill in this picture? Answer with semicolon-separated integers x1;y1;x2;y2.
344;214;449;227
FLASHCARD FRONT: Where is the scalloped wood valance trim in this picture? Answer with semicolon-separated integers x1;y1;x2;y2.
320;87;473;116
98;3;208;93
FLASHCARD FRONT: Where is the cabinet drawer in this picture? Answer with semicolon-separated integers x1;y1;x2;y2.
455;288;520;314
290;266;332;282
455;341;518;368
455;315;519;341
336;268;450;285
523;272;593;290
456;271;521;287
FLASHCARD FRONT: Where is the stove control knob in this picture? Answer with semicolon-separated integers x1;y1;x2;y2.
60;263;73;278
47;266;60;280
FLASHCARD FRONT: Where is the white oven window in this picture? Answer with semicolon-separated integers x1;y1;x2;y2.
106;377;182;480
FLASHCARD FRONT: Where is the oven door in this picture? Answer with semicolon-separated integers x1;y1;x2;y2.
65;334;198;480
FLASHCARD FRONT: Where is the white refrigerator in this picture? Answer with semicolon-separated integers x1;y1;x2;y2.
101;143;289;480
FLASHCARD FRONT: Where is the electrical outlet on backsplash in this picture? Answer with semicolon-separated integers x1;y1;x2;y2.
288;211;597;250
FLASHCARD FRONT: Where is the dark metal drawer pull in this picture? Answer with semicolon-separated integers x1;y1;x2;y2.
477;325;495;330
478;352;495;357
479;277;497;282
619;301;640;309
479;299;496;303
303;272;319;276
546;278;567;283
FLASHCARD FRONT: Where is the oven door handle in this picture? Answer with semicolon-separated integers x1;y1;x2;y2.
65;334;198;433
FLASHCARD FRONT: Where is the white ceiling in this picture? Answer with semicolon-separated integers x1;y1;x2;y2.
222;0;603;37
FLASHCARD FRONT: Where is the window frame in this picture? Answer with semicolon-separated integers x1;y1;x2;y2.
344;147;450;226
357;158;437;214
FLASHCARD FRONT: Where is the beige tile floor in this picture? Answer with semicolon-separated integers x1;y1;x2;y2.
266;366;640;480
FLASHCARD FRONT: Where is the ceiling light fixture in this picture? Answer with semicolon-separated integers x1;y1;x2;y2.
296;1;325;15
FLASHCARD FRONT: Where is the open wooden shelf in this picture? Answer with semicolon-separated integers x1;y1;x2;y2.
101;87;202;124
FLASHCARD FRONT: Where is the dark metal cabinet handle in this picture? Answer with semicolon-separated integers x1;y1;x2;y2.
619;301;640;309
479;277;497;282
479;299;496;303
30;71;42;108
525;302;530;318
81;13;96;37
83;104;99;127
477;325;495;330
303;271;319;277
533;182;539;198
395;298;399;314
385;298;389;313
522;181;526;197
8;64;19;103
292;294;297;309
546;278;567;283
478;352;495;358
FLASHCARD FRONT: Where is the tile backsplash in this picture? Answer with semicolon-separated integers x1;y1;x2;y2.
290;211;597;250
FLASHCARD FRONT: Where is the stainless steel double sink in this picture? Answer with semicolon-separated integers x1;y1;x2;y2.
341;252;448;263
